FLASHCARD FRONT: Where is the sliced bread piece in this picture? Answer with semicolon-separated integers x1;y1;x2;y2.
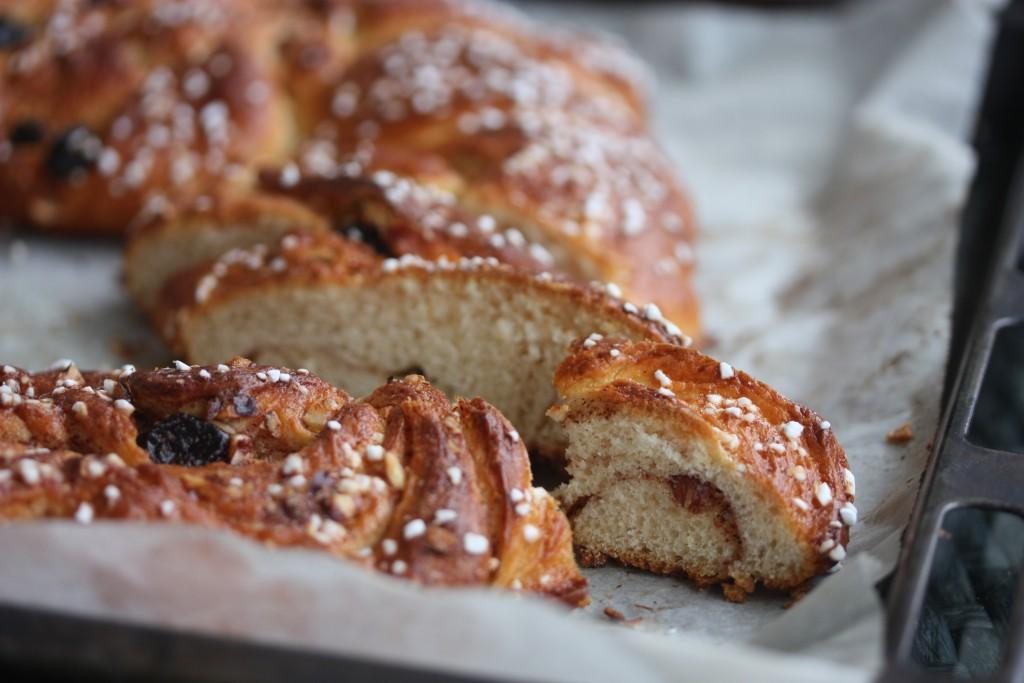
156;231;687;457
550;338;856;601
124;191;329;311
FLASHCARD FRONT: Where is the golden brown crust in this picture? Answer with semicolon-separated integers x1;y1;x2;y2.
154;230;687;356
0;0;292;234
3;0;699;338
551;339;856;595
301;21;643;148
254;161;560;275
0;359;586;604
249;116;700;334
292;0;650;125
254;11;695;330
123;357;350;462
1;358;347;465
441;109;698;333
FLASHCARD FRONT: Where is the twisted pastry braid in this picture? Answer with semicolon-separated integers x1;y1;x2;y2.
0;0;698;335
0;357;587;603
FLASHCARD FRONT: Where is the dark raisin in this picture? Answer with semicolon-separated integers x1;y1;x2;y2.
9;120;44;145
46;126;101;179
138;413;230;467
338;222;394;257
0;16;30;50
233;393;257;416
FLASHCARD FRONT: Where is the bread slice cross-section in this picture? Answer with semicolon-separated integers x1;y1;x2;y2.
157;231;688;457
124;191;330;311
549;338;856;601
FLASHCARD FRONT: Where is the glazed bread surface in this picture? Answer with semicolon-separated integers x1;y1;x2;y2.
0;358;586;604
0;0;293;233
0;0;699;337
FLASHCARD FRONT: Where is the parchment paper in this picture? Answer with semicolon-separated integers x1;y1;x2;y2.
0;0;999;679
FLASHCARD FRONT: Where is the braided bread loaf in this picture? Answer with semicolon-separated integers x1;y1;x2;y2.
153;230;688;458
0;358;586;604
0;0;698;336
1;1;858;606
550;339;856;601
0;0;292;233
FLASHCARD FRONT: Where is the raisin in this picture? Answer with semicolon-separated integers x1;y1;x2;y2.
10;120;44;145
138;413;230;467
233;393;257;416
0;17;30;50
338;222;394;257
46;126;101;179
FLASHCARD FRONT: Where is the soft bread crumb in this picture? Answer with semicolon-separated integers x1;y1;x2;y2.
886;422;913;444
176;266;667;456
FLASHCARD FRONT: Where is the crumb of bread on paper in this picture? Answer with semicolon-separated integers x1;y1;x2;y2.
886;422;913;444
722;582;749;604
602;607;642;625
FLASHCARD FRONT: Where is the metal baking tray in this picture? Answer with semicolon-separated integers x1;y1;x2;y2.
2;2;1022;681
0;601;494;683
882;1;1024;680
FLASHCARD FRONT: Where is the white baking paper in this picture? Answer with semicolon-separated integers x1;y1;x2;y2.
0;0;999;679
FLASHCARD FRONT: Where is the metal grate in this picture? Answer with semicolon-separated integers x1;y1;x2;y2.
910;509;1024;678
884;4;1024;680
